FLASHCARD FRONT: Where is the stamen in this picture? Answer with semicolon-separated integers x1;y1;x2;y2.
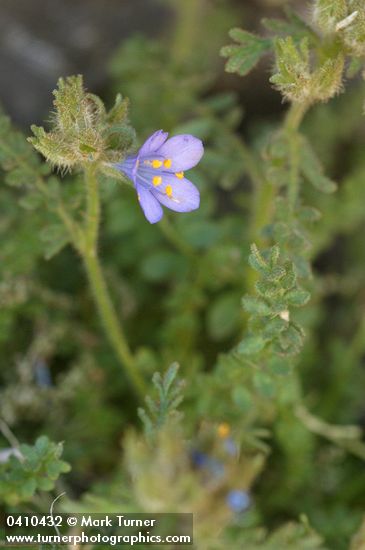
175;171;184;179
165;185;173;197
152;159;163;168
217;423;230;438
153;176;162;186
164;158;172;168
137;193;141;201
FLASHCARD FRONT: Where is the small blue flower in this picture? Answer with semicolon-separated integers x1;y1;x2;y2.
191;449;209;468
226;490;251;513
34;359;52;387
191;449;225;479
223;437;237;456
113;130;203;223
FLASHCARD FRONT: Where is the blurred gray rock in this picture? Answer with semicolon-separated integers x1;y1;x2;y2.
0;0;166;127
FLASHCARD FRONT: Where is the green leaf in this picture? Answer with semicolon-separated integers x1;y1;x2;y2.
254;371;275;397
37;477;55;491
266;265;286;282
297;206;322;223
262;7;315;42
299;137;337;193
293;255;312;279
35;436;50;453
278;324;305;354
221;29;271;76
255;279;282;298
242;295;272;316
249;243;269;274
285;288;311;306
313;0;347;33
138;366;185;442
263;317;287;339
20;478;37;499
18;191;44;210
207;292;241;341
0;436;70;505
106;93;130;124
162;363;179;394
39;224;70;260
231;386;253;411
267;356;292;376
237;335;266;355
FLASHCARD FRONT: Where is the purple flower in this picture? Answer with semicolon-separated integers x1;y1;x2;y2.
113;130;203;224
191;449;209;468
226;490;251;513
223;438;238;456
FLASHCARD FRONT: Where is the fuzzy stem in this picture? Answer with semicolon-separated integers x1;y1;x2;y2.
246;102;308;293
172;0;205;62
245;143;274;293
284;102;309;215
247;143;275;249
81;165;146;399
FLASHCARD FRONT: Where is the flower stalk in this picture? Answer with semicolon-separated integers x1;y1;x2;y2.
80;165;147;399
284;102;309;216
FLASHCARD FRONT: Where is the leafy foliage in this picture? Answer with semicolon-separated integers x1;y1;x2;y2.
239;244;310;358
221;29;271;76
138;363;185;440
0;436;70;505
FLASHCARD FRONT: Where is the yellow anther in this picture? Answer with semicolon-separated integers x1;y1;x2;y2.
153;176;162;186
137;193;141;201
165;185;173;198
175;171;184;179
152;159;163;168
217;422;230;438
164;158;172;168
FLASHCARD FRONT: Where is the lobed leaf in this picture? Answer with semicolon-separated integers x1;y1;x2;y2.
221;29;271;76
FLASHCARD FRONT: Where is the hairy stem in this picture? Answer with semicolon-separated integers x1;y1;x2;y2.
172;0;205;62
81;165;146;399
247;143;275;249
246;143;274;293
284;102;309;215
246;102;309;294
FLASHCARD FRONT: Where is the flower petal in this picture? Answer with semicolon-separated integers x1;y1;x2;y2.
152;173;200;213
156;134;204;171
139;130;169;157
136;183;163;224
113;154;138;182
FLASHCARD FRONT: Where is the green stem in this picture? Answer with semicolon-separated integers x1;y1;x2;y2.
284;102;309;215
284;101;308;133
172;0;205;62
84;165;100;252
248;171;275;249
246;102;309;293
246;143;274;292
81;165;147;399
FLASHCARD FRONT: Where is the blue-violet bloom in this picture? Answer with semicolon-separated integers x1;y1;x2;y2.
113;130;203;223
223;438;238;456
226;490;251;513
